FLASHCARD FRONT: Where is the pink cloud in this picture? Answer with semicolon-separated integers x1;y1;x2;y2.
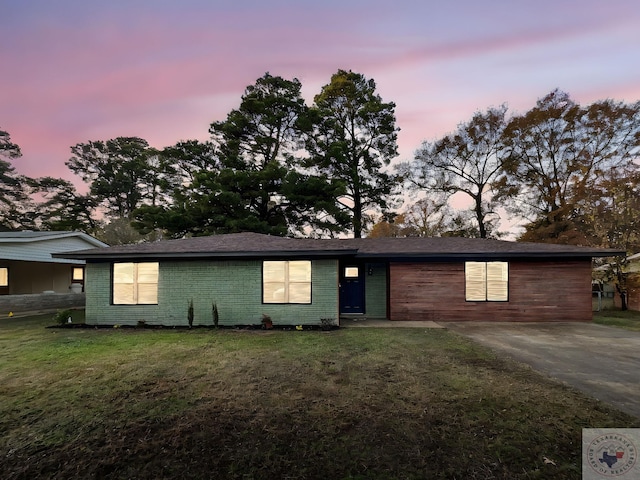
2;0;639;194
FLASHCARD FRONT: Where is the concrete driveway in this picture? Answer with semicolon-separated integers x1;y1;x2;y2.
443;322;640;419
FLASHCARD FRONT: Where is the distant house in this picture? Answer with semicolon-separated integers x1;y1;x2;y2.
0;231;107;295
592;253;640;312
56;232;621;326
613;253;640;311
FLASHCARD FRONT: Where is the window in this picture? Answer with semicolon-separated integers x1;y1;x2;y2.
263;260;311;304
344;266;359;278
72;267;84;281
465;262;508;302
113;262;159;305
0;267;7;287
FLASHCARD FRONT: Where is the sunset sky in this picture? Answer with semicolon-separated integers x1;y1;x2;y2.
2;0;640;185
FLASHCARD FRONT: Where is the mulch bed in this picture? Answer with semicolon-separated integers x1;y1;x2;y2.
47;323;339;331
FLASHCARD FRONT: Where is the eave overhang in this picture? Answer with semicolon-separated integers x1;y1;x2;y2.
357;250;626;261
55;249;360;262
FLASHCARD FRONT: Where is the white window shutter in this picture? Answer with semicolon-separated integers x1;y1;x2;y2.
465;262;487;301
487;262;508;301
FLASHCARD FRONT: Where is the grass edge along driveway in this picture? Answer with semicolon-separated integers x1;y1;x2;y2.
1;314;638;480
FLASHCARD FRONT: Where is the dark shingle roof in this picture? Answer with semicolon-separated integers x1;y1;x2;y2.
54;232;623;261
337;236;623;258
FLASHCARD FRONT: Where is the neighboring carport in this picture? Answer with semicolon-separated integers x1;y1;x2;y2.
443;322;640;419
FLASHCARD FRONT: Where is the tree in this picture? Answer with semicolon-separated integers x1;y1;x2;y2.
172;73;311;236
586;165;640;310
132;140;220;238
499;90;640;244
368;195;452;238
95;217;161;245
210;73;309;236
32;177;100;232
439;212;484;238
305;70;399;238
404;196;475;238
368;194;485;238
138;73;347;238
208;73;346;236
368;213;416;238
161;139;219;184
401;106;508;238
66;137;159;219
0;129;34;230
585;165;640;251
279;169;350;237
0;129;21;159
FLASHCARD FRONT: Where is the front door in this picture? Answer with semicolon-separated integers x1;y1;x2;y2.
340;264;365;314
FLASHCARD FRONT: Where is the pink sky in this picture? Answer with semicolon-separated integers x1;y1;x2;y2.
2;0;640;185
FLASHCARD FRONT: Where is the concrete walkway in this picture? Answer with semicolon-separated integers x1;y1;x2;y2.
443;322;640;419
340;318;444;328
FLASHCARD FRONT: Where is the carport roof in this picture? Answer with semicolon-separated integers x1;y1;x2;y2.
54;232;624;261
0;231;106;245
1;230;108;264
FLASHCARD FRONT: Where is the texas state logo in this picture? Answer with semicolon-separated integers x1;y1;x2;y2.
584;429;637;478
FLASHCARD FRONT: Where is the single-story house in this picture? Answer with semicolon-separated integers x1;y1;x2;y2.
0;231;108;295
55;232;622;327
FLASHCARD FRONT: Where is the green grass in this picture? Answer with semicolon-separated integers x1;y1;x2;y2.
594;309;640;331
1;315;638;479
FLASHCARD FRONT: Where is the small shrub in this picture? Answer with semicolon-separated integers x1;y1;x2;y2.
53;309;73;325
212;302;219;328
320;318;335;330
261;314;273;329
188;299;194;328
137;320;146;328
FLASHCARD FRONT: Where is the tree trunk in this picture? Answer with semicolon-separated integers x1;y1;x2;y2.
353;194;362;238
474;195;486;239
615;267;628;311
620;291;628;311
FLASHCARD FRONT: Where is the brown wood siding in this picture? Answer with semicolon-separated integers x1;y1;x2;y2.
389;261;593;322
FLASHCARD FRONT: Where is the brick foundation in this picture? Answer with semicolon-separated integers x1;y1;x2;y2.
0;293;85;315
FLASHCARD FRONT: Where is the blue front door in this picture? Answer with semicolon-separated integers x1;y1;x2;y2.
340;264;365;314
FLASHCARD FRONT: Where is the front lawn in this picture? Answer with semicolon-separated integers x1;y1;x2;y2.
594;308;640;331
0;315;637;479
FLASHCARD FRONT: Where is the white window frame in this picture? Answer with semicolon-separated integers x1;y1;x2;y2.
465;261;509;302
263;260;312;304
112;262;159;305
